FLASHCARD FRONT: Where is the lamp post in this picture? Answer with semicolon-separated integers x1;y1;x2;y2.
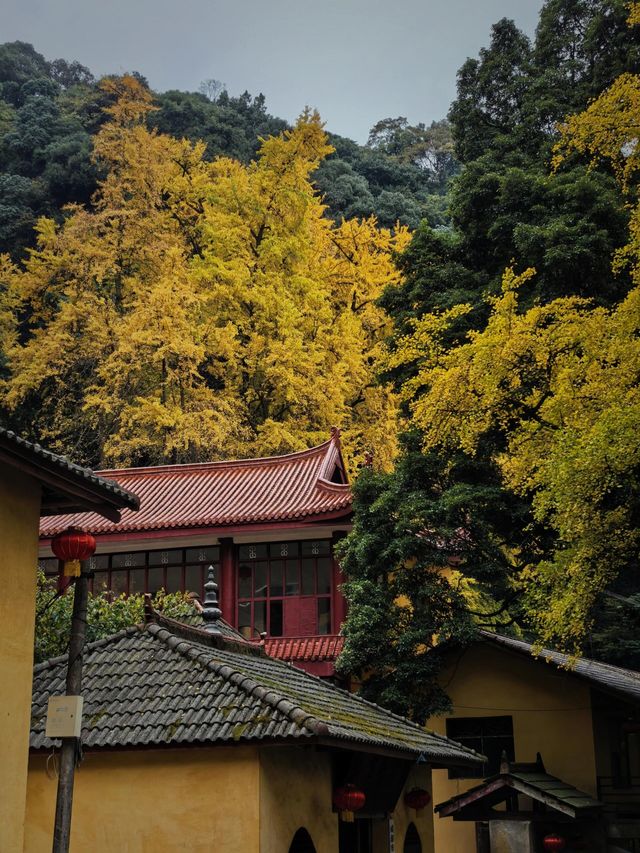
49;528;96;853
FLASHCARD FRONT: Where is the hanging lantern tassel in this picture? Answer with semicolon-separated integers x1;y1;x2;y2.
333;784;366;823
51;527;96;577
404;787;431;815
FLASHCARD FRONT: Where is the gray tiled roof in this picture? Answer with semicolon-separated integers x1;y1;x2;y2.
481;631;640;703
30;615;484;767
0;428;139;512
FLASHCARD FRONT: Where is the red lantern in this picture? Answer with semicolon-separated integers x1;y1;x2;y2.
333;784;366;822
51;527;96;577
543;835;566;852
404;787;431;814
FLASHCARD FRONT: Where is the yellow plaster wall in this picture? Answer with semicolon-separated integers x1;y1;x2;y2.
25;747;261;853
429;643;597;853
370;765;435;853
259;746;338;853
0;464;41;853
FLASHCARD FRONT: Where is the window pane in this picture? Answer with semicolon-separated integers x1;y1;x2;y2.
448;718;484;738
317;598;331;635
302;540;330;556
446;716;514;780
269;601;283;637
38;557;59;574
270;561;284;596
238;601;251;639
238;564;252;598
93;571;109;593
185;546;220;563
301;558;315;595
484;737;514;775
110;570;128;595
88;554;109;571
254;600;267;635
129;568;146;594
239;544;267;560
148;549;182;566
285;562;299;595
112;552;145;568
185;565;203;597
147;567;164;595
166;566;183;593
317;558;331;594
254;562;268;598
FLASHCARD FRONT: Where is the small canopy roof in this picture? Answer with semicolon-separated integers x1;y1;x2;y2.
0;429;139;523
436;754;602;821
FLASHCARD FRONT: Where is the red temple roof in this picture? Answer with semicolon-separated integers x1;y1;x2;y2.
263;635;345;663
39;435;351;538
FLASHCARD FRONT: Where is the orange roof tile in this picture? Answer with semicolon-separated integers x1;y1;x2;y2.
263;635;345;663
39;436;351;538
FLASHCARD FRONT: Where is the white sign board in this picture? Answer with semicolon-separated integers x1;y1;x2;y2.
45;695;83;738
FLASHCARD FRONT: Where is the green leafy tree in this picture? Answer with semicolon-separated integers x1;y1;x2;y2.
338;0;640;709
35;572;194;663
336;437;532;722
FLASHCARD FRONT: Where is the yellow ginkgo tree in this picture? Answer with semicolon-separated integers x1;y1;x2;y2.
389;267;640;651
0;76;409;470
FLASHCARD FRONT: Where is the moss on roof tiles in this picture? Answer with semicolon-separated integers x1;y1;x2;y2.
31;616;483;767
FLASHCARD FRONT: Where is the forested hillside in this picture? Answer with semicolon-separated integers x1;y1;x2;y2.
0;41;454;261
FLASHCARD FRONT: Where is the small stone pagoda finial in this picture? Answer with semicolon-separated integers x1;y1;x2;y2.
202;565;222;634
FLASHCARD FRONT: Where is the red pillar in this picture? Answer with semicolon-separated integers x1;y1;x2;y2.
219;537;235;626
331;531;347;633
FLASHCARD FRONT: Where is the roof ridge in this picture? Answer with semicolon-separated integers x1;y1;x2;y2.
33;625;141;672
263;645;484;756
146;623;330;738
95;439;334;477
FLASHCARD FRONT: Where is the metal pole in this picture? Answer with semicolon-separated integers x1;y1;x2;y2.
52;570;89;853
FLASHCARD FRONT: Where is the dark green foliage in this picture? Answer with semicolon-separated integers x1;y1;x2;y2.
0;41;456;261
450;2;640;165
34;572;194;663
449;19;534;163
151;89;288;164
588;595;640;669
0;173;45;256
336;434;541;721
339;0;640;708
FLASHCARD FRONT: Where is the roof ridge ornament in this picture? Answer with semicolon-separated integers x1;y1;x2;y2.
330;426;341;448
202;565;222;634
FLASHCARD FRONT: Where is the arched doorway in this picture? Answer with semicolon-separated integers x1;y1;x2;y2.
403;822;422;853
288;827;317;853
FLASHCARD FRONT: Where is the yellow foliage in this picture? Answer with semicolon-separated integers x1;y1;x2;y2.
0;89;406;470
391;267;640;651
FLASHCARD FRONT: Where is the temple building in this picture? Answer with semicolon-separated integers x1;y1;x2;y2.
39;430;351;676
26;597;483;853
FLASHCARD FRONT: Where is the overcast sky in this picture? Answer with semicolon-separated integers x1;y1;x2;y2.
4;0;543;143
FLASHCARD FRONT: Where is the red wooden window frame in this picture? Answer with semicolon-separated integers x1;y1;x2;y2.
52;546;222;599
236;540;333;640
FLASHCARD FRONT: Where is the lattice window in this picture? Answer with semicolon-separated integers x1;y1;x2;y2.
236;540;332;639
86;546;220;599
